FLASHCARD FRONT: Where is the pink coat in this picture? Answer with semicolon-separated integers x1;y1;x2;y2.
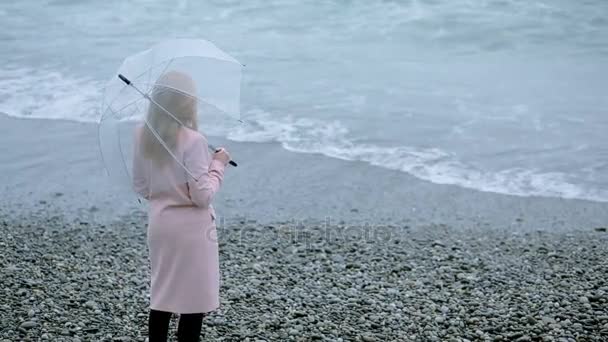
132;126;225;314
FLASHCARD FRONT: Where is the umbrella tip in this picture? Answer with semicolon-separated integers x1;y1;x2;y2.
118;74;131;85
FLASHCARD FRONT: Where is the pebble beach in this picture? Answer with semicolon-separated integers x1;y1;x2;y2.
2;207;607;341
2;0;608;340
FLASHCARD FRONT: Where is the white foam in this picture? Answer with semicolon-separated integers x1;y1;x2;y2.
229;110;608;202
0;66;102;122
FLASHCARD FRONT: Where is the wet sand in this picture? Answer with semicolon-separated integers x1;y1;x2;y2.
1;113;608;230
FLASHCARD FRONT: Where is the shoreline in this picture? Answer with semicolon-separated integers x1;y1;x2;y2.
1;113;608;231
1;211;607;341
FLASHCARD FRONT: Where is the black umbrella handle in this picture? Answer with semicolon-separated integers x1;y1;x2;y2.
209;144;238;167
217;151;238;167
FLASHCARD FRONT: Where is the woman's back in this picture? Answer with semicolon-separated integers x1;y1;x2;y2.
132;125;217;215
133;123;226;313
126;70;231;331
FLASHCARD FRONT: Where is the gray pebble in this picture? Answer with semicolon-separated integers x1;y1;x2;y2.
19;321;37;329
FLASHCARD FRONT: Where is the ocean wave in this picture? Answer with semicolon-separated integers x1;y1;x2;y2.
229;110;608;203
0;66;102;122
1;67;605;203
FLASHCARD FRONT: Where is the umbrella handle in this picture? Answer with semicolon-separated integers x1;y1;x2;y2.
208;144;238;167
216;151;238;167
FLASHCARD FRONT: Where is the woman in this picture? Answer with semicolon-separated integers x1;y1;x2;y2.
132;71;231;342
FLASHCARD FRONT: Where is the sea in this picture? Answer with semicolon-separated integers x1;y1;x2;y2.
1;0;607;204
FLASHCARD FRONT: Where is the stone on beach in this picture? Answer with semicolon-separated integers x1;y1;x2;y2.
1;210;607;341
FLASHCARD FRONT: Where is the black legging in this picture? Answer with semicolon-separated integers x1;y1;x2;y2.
149;309;204;342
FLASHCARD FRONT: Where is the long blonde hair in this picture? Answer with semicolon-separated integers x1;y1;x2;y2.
141;71;198;164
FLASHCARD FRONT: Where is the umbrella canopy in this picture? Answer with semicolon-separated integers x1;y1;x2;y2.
98;39;242;200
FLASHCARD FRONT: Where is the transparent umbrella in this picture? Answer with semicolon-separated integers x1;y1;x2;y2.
98;39;242;200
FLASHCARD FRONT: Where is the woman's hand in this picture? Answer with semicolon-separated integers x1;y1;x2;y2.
212;148;231;166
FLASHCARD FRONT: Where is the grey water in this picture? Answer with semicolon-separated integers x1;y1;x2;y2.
1;0;607;202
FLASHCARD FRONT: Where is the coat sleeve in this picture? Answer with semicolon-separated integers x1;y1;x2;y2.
132;131;150;200
183;134;225;208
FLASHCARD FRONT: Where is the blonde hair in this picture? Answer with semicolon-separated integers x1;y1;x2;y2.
141;71;198;164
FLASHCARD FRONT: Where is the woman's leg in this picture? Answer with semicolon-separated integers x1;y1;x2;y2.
149;309;172;342
176;313;205;342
